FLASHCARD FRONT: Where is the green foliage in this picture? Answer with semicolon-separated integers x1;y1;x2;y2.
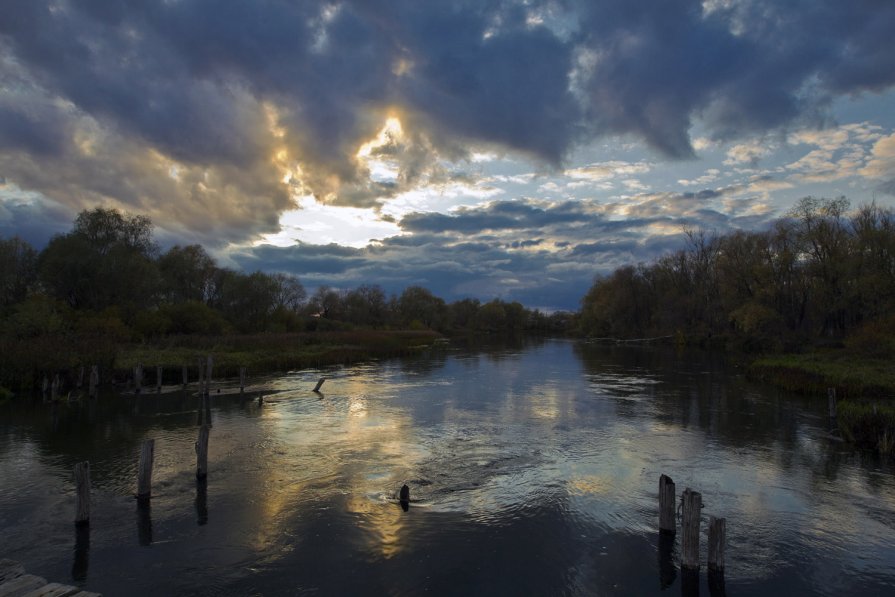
0;236;37;312
579;198;895;350
837;401;895;456
38;207;160;315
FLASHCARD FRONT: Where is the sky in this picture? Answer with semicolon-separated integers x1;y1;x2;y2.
1;0;894;311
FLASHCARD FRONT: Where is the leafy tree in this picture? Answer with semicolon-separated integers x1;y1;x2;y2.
158;244;217;304
343;284;388;327
0;236;37;311
38;207;159;316
398;285;446;330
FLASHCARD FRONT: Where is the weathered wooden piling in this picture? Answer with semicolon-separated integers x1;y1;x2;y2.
42;375;48;400
74;461;91;526
828;387;837;418
659;474;676;535
197;357;205;391
657;529;677;589
89;365;99;398
708;515;726;571
680;488;702;570
77;366;85;389
134;363;143;394
182;364;189;388
399;484;410;511
204;355;213;396
313;377;326;392
239;367;246;393
51;374;60;401
73;524;90;582
156;365;163;393
136;439;154;499
196;425;210;479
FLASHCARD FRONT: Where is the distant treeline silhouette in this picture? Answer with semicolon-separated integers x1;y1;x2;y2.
579;197;895;354
0;207;572;389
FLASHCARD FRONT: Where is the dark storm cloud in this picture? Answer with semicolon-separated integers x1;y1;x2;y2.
2;0;894;232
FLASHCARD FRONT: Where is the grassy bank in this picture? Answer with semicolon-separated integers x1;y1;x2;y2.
117;330;442;380
749;351;895;456
0;329;442;395
749;352;895;398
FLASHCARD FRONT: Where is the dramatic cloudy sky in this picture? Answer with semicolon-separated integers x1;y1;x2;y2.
2;0;894;310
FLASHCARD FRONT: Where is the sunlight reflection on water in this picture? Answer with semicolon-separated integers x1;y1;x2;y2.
1;340;894;595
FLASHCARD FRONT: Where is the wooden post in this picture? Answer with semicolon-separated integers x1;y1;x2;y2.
77;366;85;389
155;365;162;393
51;374;60;401
197;357;205;391
708;516;726;571
136;439;154;499
182;364;188;388
74;461;90;526
659;474;676;535
134;363;143;394
313;377;326;392
195;425;210;479
88;366;99;398
204;355;213;397
828;387;837;418
239;367;246;393
42;375;48;400
681;488;702;570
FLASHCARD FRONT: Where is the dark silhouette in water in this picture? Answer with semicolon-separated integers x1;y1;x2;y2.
399;484;410;511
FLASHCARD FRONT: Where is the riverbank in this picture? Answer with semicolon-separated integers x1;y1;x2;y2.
749;350;895;456
119;329;444;380
0;329;442;396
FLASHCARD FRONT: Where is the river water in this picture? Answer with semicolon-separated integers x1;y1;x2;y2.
1;339;893;595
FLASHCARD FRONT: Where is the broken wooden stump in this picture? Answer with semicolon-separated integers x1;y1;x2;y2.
659;474;676;535
88;365;99;398
313;377;326;392
136;439;154;500
680;488;702;570
74;461;91;526
708;515;726;571
134;363;143;394
195;425;210;479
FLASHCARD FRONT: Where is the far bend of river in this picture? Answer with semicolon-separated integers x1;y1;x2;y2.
1;339;894;596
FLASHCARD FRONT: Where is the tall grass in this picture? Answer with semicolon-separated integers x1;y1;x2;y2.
837;401;895;457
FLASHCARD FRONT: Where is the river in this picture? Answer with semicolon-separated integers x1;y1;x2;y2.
1;339;893;595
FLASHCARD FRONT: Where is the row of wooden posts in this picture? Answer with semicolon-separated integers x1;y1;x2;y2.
43;356;252;400
659;474;726;574
72;373;327;526
132;356;247;396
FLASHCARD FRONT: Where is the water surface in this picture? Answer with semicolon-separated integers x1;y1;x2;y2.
1;339;893;595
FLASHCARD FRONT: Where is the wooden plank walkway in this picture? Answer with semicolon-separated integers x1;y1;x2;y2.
0;559;101;597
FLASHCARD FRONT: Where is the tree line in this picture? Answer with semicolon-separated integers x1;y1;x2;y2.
579;197;895;354
0;207;571;344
